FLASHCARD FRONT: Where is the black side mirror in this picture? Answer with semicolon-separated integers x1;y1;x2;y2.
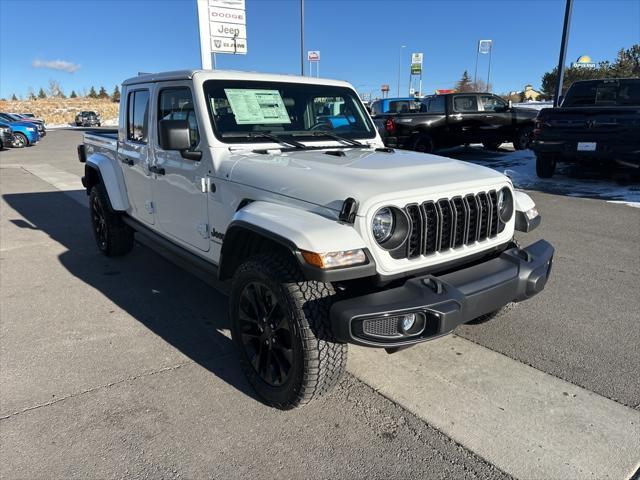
158;119;202;160
159;119;191;151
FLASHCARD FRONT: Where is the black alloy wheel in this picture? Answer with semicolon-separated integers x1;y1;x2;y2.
237;281;293;386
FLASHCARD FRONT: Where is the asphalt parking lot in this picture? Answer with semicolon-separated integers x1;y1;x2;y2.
1;130;639;479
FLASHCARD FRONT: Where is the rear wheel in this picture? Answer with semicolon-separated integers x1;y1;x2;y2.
513;126;533;150
230;253;347;409
536;153;557;178
482;141;502;151
12;133;28;148
411;134;434;153
89;184;134;256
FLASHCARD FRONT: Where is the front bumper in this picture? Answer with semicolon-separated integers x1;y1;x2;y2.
331;239;554;348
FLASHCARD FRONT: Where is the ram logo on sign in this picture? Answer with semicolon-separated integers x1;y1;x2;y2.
307;51;320;62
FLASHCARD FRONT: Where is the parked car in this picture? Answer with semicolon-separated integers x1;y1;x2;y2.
79;70;553;409
0;112;46;137
0;122;13;150
532;78;640;178
75;111;101;127
374;93;537;153
0;117;39;147
370;97;424;115
13;113;47;134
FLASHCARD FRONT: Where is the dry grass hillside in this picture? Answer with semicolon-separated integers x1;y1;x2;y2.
0;98;119;126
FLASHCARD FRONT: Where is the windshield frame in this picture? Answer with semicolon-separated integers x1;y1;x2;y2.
202;79;377;145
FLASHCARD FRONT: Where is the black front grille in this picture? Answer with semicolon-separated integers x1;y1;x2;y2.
403;191;501;259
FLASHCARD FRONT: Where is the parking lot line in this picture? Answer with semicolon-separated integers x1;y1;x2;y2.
10;162;640;480
348;336;640;480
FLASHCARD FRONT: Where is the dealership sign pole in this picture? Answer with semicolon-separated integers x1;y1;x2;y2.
410;53;423;97
308;51;320;78
196;0;247;70
554;0;574;106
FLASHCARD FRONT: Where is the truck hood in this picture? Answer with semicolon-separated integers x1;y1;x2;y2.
223;147;509;213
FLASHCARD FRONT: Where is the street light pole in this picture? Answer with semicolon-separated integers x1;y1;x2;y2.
554;0;573;106
300;0;305;76
397;45;406;98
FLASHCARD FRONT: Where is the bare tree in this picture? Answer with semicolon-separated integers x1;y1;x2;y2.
48;79;66;98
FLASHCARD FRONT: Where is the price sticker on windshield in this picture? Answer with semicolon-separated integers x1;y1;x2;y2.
224;89;291;125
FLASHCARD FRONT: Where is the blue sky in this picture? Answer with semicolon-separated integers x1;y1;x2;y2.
1;0;638;99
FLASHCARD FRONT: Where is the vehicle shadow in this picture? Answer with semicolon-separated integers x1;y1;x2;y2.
3;189;261;403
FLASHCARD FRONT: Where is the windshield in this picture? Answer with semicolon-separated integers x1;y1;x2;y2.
203;80;376;144
387;100;424;113
563;79;640;107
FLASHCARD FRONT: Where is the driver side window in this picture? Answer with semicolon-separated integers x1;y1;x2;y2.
480;95;507;112
158;87;200;148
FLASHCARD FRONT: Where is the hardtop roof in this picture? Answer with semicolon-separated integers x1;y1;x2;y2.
122;69;353;89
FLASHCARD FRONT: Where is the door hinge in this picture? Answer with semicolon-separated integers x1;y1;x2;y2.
144;201;154;214
200;177;215;193
197;223;209;239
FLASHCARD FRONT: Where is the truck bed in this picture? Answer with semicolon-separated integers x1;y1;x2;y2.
84;130;118;151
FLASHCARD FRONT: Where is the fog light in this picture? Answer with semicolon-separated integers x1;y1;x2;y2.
399;313;416;332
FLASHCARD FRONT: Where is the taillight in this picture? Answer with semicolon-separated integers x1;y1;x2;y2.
533;119;547;137
385;117;396;134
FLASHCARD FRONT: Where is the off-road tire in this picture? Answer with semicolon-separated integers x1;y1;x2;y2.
411;134;434;153
513;126;533;150
230;253;347;409
482;141;502;151
12;132;28;148
89;184;134;256
536;152;557;178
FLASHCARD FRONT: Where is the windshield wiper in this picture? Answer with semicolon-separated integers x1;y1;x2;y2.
303;131;365;147
240;132;307;150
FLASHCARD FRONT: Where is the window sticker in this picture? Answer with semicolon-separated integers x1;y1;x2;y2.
224;89;291;124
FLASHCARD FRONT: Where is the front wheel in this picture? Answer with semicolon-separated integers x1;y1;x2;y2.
89;184;134;256
230;254;347;409
12;133;28;148
513;127;533;150
536;153;557;178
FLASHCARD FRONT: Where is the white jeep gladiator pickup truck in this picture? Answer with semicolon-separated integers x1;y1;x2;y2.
78;70;554;409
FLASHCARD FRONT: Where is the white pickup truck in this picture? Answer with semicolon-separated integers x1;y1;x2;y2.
79;70;554;409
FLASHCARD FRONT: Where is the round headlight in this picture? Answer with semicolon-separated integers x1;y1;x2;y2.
497;187;514;222
372;207;394;243
371;206;410;250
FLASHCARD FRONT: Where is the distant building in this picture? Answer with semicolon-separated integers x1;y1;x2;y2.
509;85;543;101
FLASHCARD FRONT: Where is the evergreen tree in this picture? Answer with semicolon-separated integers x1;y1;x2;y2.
97;86;109;99
70;90;78;98
540;43;639;98
111;85;120;103
455;71;473;92
88;86;98;98
11;94;17;101
38;88;47;99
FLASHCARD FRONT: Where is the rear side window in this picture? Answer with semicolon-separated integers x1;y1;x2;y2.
423;95;445;114
127;90;150;143
453;95;478;112
158;87;200;147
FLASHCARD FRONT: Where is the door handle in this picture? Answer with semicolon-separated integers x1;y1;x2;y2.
149;165;165;175
121;157;134;166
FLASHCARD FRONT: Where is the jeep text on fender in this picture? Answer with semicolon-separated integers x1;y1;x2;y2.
79;70;554;409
